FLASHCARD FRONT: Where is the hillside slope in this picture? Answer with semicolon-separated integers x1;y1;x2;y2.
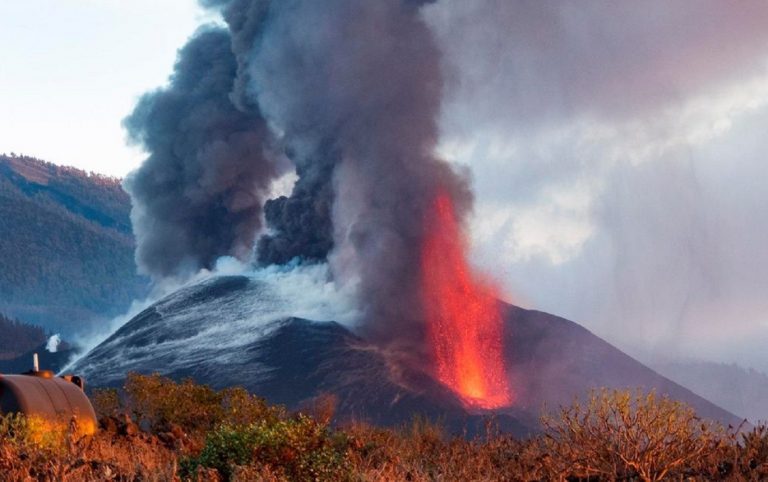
70;274;742;436
0;154;147;335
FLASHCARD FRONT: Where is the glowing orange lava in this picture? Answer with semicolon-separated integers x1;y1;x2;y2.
420;191;512;409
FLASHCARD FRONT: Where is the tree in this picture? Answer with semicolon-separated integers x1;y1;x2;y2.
541;388;727;481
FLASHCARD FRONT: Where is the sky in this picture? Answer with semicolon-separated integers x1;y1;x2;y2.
3;1;768;371
0;0;210;176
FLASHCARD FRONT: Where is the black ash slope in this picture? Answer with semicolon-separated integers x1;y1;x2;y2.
69;275;741;436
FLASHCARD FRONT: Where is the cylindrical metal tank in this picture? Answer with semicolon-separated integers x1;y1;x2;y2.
0;370;97;436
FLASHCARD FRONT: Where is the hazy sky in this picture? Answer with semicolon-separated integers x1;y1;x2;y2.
423;1;768;369
3;1;768;371
0;0;209;176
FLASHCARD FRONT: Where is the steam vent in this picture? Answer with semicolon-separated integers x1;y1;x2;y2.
0;354;97;436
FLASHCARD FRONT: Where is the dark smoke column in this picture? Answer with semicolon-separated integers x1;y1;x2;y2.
256;149;337;266
124;27;281;281
206;0;473;352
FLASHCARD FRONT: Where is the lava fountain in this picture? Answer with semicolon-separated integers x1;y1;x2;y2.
420;191;513;409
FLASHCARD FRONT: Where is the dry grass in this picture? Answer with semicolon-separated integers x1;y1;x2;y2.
3;374;768;481
0;418;177;481
343;419;547;481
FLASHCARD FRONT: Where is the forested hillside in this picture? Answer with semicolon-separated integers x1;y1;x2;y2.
0;153;147;335
0;312;46;359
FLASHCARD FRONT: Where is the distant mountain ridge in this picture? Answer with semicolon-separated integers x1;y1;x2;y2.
0;155;131;234
0;154;147;336
652;360;768;424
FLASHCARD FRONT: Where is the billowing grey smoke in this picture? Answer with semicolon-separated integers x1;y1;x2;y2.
198;0;472;350
124;27;281;280
128;0;473;353
256;147;337;266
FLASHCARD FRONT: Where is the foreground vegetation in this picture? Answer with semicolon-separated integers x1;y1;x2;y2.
2;374;768;481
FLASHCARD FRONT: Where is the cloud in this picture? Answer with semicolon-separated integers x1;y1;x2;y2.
427;0;768;127
426;0;768;369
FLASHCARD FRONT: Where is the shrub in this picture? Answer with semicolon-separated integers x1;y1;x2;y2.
181;415;351;481
541;388;728;481
342;417;551;481
0;412;107;480
0;413;35;448
91;386;121;418
94;373;284;435
0;412;78;452
12;376;768;480
733;423;768;477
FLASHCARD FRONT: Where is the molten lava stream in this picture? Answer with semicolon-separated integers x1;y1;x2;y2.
421;192;512;409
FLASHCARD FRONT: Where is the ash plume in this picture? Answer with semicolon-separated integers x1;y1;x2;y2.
127;0;475;354
256;147;337;266
124;27;282;280
199;0;473;349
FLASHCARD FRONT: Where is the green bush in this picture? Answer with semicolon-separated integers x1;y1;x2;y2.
181;414;351;481
0;412;76;452
0;413;31;445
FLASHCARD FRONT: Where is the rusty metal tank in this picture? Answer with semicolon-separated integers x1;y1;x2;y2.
0;354;97;436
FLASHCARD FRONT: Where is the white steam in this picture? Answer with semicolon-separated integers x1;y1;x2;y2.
60;259;359;376
45;334;61;353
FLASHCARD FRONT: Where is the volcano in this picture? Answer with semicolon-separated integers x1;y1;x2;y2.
68;274;740;436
